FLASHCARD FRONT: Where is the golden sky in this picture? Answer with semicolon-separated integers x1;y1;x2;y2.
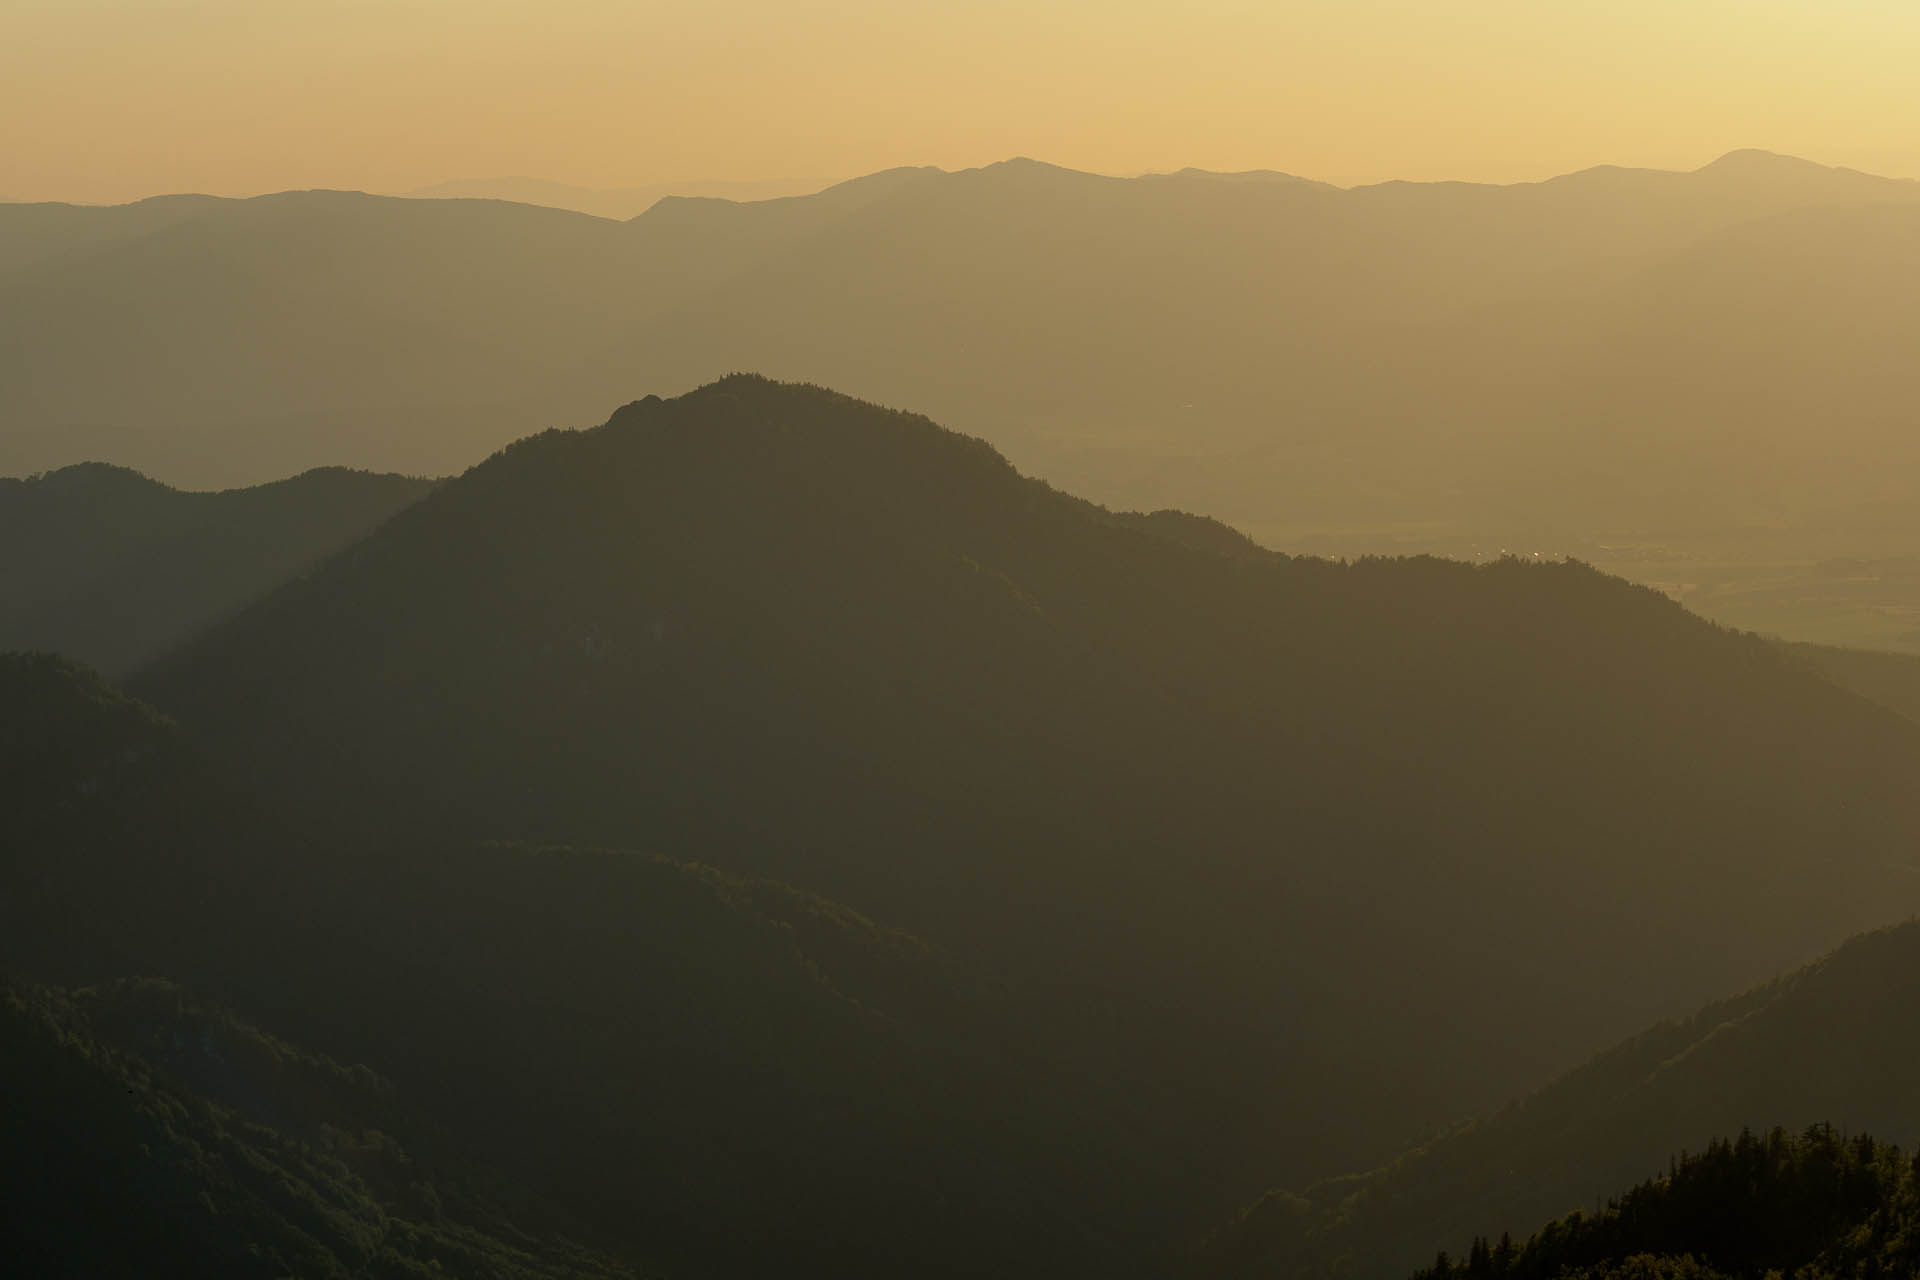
6;0;1919;204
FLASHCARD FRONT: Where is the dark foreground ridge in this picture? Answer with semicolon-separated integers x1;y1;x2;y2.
1411;1125;1920;1280
1201;919;1920;1278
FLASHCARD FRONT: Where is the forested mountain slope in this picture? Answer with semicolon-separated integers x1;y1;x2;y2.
136;376;1920;1206
1203;921;1920;1280
0;977;642;1280
0;651;278;980
1410;1126;1920;1280
1;651;1171;1277
0;462;431;674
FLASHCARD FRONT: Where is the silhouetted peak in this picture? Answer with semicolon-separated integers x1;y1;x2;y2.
598;374;1011;465
962;157;1109;187
25;462;171;497
225;189;608;230
601;375;767;426
1119;509;1273;559
1696;148;1831;176
630;193;743;224
700;371;785;394
1149;167;1331;190
249;465;440;499
458;378;1043;548
11;460;428;501
245;188;387;207
615;372;963;427
634;165;944;229
1701;147;1798;167
613;393;665;415
127;193;230;212
815;164;946;194
1538;162;1640;187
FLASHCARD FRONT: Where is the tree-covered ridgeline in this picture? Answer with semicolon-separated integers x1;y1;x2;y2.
1414;1126;1920;1280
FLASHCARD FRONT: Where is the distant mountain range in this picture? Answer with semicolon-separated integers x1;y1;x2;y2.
5;151;1917;559
400;176;831;220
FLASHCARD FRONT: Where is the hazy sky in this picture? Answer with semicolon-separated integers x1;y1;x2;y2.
7;0;1919;204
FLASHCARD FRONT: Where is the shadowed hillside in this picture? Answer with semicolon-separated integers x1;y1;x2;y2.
1786;641;1920;726
1;651;1174;1277
0;651;282;980
0;463;432;674
1202;921;1920;1280
135;377;1920;1211
0;977;644;1280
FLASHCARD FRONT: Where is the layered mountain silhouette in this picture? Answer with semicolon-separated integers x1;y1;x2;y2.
5;153;1917;557
0;463;431;675
1205;920;1920;1279
132;377;1920;1216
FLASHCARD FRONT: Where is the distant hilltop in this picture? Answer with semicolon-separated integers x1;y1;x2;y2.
398;174;833;220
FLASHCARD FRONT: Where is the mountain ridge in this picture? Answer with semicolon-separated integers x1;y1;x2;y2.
133;375;1920;1210
0;460;433;674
